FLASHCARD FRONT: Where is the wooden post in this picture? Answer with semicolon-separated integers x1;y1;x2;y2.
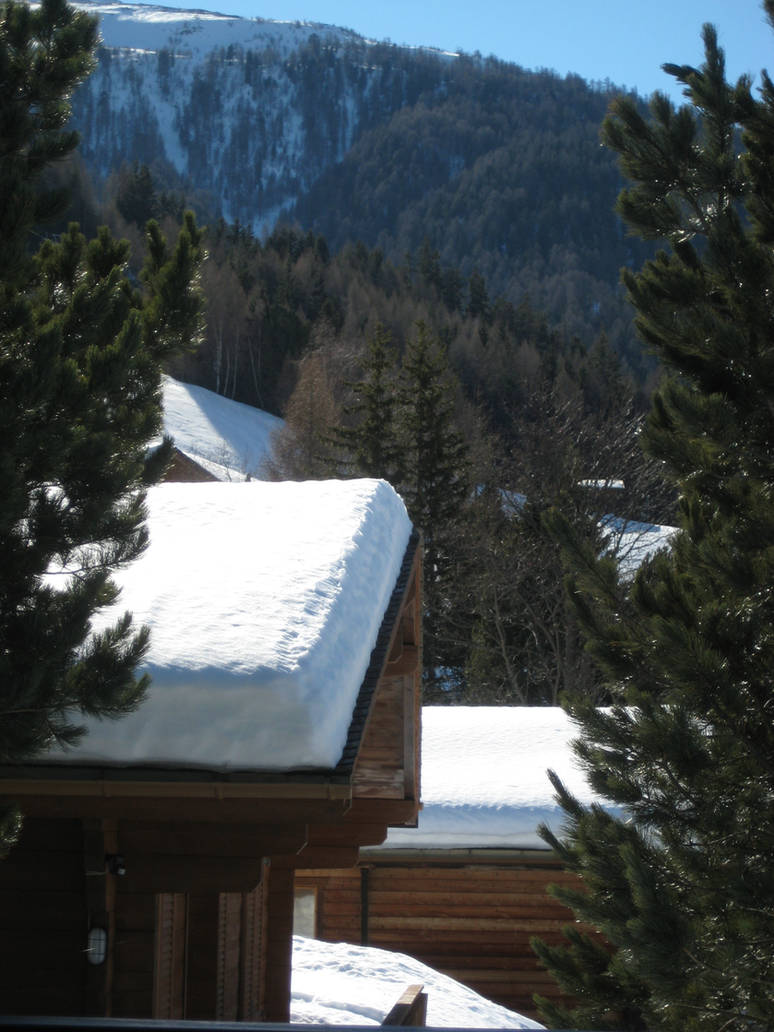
82;819;118;1016
262;862;295;1022
381;983;428;1026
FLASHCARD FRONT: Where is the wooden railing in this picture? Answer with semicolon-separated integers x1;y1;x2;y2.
0;1019;617;1030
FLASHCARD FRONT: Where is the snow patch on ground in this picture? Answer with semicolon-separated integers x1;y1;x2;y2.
44;479;411;771
291;936;543;1028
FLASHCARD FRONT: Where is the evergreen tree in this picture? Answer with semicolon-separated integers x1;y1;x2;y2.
532;16;774;1031
396;322;469;696
0;0;205;839
115;161;159;229
334;323;402;485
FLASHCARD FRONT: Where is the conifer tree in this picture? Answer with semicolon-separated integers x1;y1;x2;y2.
334;323;402;485
397;322;469;695
532;15;774;1031
0;0;205;815
329;321;470;692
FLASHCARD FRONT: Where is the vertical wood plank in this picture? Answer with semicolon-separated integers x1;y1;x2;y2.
263;863;294;1022
240;859;270;1021
216;892;242;1019
152;893;186;1018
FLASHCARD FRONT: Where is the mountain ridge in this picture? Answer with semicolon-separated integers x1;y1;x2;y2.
67;0;655;365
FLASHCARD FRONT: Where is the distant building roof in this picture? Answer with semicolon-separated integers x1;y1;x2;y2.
162;375;282;480
377;706;609;851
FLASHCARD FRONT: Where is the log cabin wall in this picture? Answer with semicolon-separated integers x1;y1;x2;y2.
350;544;421;807
296;852;582;1023
0;816;271;1021
0;818;88;1015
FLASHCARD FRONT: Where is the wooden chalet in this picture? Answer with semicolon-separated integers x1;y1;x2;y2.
162;444;219;482
297;707;599;1023
0;480;421;1022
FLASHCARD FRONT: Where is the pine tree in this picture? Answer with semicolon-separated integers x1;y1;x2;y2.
397;322;469;696
334;323;402;485
532;15;774;1031
0;0;205;818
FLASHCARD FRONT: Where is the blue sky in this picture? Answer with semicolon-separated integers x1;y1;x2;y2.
135;0;773;102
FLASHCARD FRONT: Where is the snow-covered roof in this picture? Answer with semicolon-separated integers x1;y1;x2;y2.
162;375;282;480
46;479;412;773
601;514;676;578
377;707;606;851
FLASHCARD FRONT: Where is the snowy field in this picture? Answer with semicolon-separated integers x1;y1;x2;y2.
291;937;543;1028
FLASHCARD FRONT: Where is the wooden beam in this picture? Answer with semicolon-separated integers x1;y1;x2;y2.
262;865;294;1022
290;845;361;869
306;822;388;847
345;798;419;826
118;821;308;858
0;778;352;801
381;983;427;1027
122;855;266;894
6;794;350;825
384;646;419;677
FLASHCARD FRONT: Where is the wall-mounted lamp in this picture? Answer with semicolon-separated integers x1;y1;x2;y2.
86;926;108;966
105;853;126;876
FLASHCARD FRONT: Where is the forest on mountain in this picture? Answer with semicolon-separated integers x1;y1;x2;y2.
67;14;660;375
288;51;657;374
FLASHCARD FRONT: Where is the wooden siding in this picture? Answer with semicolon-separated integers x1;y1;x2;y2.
0;818;88;1015
352;547;422;806
113;888;157;1017
297;854;582;1023
0;818;273;1021
162;449;218;483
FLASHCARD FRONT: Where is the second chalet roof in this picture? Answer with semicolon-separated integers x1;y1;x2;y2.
377;707;611;851
45;478;413;774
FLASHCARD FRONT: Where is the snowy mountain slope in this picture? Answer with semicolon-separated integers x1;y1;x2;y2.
72;1;360;53
67;0;455;230
62;0;653;360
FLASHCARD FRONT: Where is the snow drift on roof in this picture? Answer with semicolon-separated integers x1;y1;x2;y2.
46;479;412;772
162;375;282;480
378;707;607;850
